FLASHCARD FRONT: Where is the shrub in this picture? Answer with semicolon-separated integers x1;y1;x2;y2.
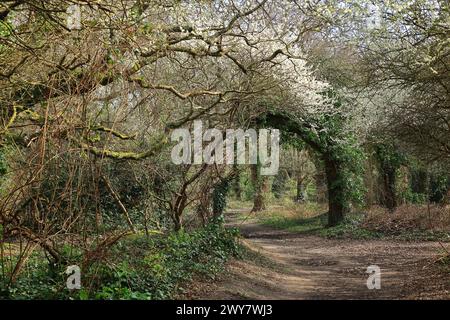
0;224;240;300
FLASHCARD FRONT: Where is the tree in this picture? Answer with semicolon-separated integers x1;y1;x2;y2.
357;0;450;164
250;163;269;212
258;109;364;226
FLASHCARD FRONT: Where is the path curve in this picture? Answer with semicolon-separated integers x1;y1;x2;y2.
193;211;450;300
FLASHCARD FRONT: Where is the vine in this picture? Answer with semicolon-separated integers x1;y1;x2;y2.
256;92;365;225
212;175;233;223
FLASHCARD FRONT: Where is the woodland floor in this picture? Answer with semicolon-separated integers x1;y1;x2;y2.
186;210;450;300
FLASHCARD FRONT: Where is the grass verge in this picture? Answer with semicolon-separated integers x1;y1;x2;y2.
0;223;241;300
258;208;450;242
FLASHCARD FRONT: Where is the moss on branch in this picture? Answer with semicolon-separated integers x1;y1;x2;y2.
91;126;137;140
80;134;169;160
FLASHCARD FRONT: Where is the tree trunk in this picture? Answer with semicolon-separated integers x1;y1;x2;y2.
251;164;267;212
296;177;306;202
173;213;182;232
172;194;187;232
252;193;265;212
324;158;345;226
233;168;242;201
381;167;397;211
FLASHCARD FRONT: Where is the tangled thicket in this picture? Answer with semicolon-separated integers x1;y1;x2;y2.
0;0;449;298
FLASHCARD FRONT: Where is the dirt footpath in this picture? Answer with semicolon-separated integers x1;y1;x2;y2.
192;213;450;300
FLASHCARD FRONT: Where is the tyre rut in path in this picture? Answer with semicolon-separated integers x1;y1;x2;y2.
193;211;450;300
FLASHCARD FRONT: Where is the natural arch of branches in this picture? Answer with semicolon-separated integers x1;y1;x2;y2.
256;111;362;226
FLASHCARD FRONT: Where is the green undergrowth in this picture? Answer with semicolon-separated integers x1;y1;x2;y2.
0;223;241;300
260;212;450;241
